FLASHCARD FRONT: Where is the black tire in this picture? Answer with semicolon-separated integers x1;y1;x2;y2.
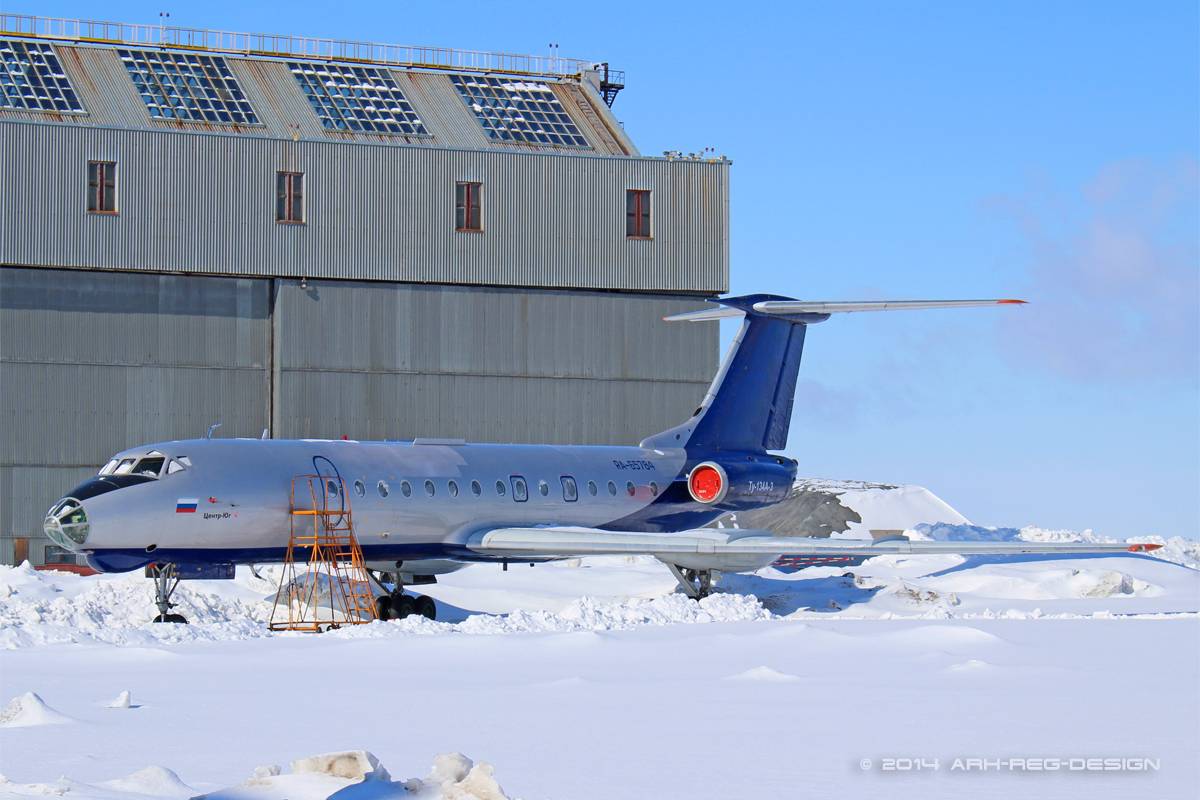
153;613;188;624
392;594;415;619
375;595;394;621
413;595;437;620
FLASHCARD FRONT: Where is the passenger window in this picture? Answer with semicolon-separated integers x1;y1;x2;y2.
626;481;636;497
424;480;436;497
510;476;528;502
607;480;617;496
587;480;597;496
537;479;549;497
401;480;412;497
378;480;390;498
326;480;340;497
495;480;506;497
561;476;578;502
354;480;366;497
448;480;460;498
471;480;482;497
649;481;659;497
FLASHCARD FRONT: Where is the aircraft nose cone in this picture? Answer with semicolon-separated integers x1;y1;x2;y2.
44;497;90;550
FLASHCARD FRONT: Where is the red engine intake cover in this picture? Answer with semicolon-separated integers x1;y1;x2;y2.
688;462;727;504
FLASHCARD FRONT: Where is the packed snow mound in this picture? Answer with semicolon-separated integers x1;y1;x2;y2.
185;750;510;800
100;766;195;798
725;666;802;683
107;690;133;709
0;691;73;727
290;750;390;781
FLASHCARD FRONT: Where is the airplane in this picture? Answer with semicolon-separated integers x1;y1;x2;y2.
41;294;1160;623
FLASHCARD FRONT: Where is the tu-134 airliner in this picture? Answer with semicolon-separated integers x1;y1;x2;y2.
43;294;1159;622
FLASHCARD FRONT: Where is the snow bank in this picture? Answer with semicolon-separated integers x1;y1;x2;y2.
0;563;273;649
329;592;772;640
0;751;512;800
0;565;771;650
0;691;73;728
827;480;970;534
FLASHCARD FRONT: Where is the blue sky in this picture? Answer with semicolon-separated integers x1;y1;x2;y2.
24;1;1199;538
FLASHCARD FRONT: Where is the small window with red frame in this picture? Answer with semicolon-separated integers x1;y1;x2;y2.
626;189;651;238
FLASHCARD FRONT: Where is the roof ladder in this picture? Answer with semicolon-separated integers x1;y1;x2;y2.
268;474;379;632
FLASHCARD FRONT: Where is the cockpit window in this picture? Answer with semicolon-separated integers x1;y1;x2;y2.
166;459;186;475
98;459;119;476
113;458;137;475
135;457;165;477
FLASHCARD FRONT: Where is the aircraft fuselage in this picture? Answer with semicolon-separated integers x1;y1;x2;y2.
50;437;796;574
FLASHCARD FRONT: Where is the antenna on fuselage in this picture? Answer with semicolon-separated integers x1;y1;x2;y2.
206;422;222;440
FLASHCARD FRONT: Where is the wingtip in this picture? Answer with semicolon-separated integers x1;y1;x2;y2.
1128;543;1162;552
998;299;1028;305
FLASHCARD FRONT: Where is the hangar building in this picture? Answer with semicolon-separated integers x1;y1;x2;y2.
0;14;729;566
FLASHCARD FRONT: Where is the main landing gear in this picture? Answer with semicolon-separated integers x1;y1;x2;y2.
370;571;437;621
666;564;715;600
149;563;188;624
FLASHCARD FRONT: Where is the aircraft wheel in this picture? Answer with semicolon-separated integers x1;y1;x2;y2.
392;594;416;619
153;613;188;624
413;595;437;620
375;595;395;621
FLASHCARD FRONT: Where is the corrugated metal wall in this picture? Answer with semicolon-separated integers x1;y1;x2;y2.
0;122;729;292
0;268;717;564
273;280;714;442
0;267;272;564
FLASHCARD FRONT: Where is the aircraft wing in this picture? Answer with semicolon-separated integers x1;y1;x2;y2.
466;526;1160;561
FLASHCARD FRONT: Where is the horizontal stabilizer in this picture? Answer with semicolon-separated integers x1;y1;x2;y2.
666;298;1026;322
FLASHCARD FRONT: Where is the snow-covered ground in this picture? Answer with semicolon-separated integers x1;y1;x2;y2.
2;485;1198;799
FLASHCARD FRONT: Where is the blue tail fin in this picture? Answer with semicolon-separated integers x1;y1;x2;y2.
642;294;813;454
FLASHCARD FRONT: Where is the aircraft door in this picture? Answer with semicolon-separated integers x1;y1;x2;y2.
311;455;347;524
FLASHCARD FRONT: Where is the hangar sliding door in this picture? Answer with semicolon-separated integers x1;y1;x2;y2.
0;268;271;564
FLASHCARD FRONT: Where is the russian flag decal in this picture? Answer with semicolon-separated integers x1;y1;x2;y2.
176;498;199;514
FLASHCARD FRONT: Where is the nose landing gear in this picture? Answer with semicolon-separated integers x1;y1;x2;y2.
149;563;188;624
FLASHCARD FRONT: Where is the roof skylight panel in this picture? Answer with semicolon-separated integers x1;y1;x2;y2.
288;62;427;135
0;38;85;113
450;75;588;148
118;49;259;125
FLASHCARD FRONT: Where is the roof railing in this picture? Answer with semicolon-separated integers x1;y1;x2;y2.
0;13;609;79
